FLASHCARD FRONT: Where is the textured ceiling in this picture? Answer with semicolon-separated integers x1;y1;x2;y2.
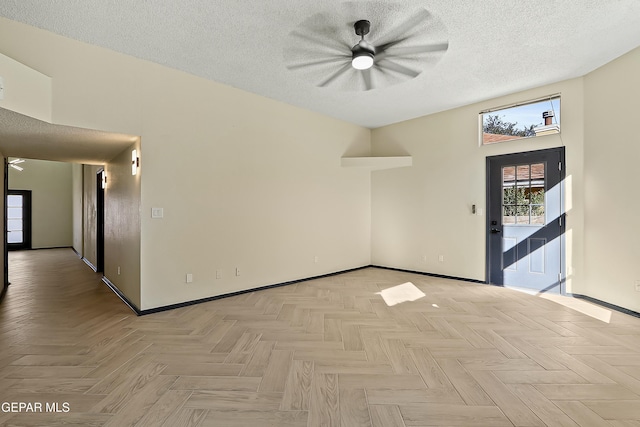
1;1;640;129
0;108;137;165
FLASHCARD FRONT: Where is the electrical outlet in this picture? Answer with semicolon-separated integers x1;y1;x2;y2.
186;273;193;283
235;268;240;277
314;256;319;263
117;266;121;275
216;270;221;279
438;255;444;262
422;255;428;263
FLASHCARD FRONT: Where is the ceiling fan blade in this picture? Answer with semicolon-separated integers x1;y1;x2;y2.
290;30;350;55
375;37;409;54
376;59;420;78
318;63;353;87
287;56;350;71
377;42;449;60
375;8;431;48
361;69;373;91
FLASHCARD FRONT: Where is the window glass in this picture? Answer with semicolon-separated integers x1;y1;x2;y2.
501;162;545;225
8;231;23;244
7;195;22;208
481;96;560;145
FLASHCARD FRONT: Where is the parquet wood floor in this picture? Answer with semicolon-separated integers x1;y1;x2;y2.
1;248;640;426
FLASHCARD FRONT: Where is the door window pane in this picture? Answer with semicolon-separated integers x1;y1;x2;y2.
502;162;546;225
8;231;23;244
7;219;22;231
503;188;515;205
502;166;515;183
7;207;23;219
516;165;530;182
7;195;23;207
503;205;516;224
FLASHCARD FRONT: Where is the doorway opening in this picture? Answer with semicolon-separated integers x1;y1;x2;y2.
486;147;565;294
0;108;140;311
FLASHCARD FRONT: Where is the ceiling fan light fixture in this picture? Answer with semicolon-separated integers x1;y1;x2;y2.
351;41;375;70
352;51;374;70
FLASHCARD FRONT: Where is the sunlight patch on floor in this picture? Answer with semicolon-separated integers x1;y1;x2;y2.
539;293;612;323
506;286;612;323
377;282;426;307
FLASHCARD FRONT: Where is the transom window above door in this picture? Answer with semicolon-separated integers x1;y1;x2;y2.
480;95;560;145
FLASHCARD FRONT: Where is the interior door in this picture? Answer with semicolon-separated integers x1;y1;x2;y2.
487;147;565;293
7;190;32;251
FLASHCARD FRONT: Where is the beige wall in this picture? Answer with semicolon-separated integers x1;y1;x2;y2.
8;159;73;249
71;163;83;254
583;46;640;313
371;78;586;295
0;52;52;122
104;143;141;308
138;64;371;309
0;18;371;311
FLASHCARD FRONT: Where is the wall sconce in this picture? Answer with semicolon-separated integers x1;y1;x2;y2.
131;149;139;176
101;170;107;189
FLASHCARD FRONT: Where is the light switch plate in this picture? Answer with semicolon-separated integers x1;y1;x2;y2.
151;207;164;218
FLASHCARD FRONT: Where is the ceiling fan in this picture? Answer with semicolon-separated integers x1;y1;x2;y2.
285;7;449;91
8;159;25;172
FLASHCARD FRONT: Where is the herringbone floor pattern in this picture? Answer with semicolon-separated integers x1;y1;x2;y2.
1;249;640;426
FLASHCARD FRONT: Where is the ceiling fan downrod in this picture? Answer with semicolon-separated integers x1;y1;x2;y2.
351;20;375;70
354;19;370;38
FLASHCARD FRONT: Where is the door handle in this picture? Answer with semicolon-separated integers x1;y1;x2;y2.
490;228;501;234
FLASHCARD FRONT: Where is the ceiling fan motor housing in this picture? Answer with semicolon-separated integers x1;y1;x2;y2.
354;20;370;37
